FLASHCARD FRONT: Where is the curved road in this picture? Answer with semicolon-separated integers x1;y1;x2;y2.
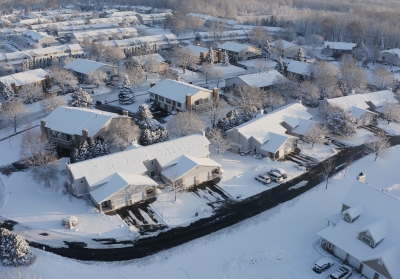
26;135;400;261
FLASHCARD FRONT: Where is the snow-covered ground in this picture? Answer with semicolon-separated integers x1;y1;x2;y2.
331;128;374;146
377;120;400;135
4;146;400;279
211;151;303;200
298;142;337;161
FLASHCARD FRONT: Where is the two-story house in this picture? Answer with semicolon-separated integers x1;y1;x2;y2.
217;41;260;62
63;58;119;82
318;177;400;279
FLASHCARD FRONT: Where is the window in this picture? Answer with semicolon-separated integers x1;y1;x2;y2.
378;259;383;265
361;236;372;246
177;102;181;107
195;100;200;105
106;71;110;74
204;98;209;103
159;96;164;101
166;98;171;104
150;93;155;97
327;243;332;249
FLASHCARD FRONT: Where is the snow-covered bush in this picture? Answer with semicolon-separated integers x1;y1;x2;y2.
0;228;33;267
217;110;253;131
71;140;110;163
68;87;93;108
326;107;357;137
136;104;168;146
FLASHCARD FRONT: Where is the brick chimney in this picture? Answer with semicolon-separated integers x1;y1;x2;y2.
45;74;52;88
122;110;129;116
200;51;206;63
82;128;89;144
186;94;192;110
213;88;219;101
357;172;366;183
150;82;156;87
10;82;17;94
40;119;47;137
218;49;222;63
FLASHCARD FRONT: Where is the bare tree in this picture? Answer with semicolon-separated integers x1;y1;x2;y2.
308;60;341;98
321;157;335;189
209;21;226;42
365;131;390;161
294;80;320;106
86;70;107;88
171;47;199;74
50;66;78;94
373;67;395;90
0;64;15;76
253;59;270;73
88;42;107;61
1;99;28;135
167;111;205;137
273;75;296;101
101;118;140;150
18;84;43;104
201;98;228;127
164;172;183;201
58;56;75;67
104;46;125;63
40;94;68;113
339;54;367;94
31;162;59;188
236;85;265;116
303;123;327;148
126;67;145;86
81;37;93;49
249;26;270;47
265;91;285;111
382;103;400;124
199;63;217;84
272;39;284;58
20;128;57;167
207;127;232;154
306;34;324;50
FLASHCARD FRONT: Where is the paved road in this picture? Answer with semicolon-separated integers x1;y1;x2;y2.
25;134;400;262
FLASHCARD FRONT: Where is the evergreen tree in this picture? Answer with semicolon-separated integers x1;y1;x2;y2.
380;38;385;50
68;87;93;108
275;57;284;74
118;75;135;105
295;47;305;62
1;81;14;104
137;103;156;129
326;107;357;137
0;228;32;267
353;42;369;61
71;140;110;163
222;50;230;66
205;47;214;64
262;40;272;59
269;14;278;26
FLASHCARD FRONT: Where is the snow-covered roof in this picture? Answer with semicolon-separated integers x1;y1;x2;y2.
230;70;285;88
148;79;212;103
232;24;282;33
44;106;126;137
218;42;250;53
0;68;47;86
289;118;316;136
326;90;397;110
69;134;211;185
183;45;208;56
286;60;310;76
228;103;312;144
318;181;400;279
260;132;295;153
90;173;157;203
380;48;400;57
131;53;165;64
22;30;54;42
270;39;297;50
324;41;357;51
161;155;220;179
347;106;377;119
342;204;363;220
63;58;115;75
107;11;138;18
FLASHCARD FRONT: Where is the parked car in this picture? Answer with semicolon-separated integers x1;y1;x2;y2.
313;257;334;274
270;168;288;179
328;265;352;279
267;171;283;183
255;174;271;184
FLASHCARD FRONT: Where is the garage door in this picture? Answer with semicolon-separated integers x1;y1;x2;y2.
130;193;143;204
334;246;347;260
361;263;376;279
348;254;361;270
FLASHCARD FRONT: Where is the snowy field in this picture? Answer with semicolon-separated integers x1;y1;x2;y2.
3;146;400;279
211;151;304;200
331;128;374;146
377;120;400;135
298;142;337;161
0;158;129;239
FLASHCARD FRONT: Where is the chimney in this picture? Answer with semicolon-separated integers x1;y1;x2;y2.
150;82;156;87
213;87;219;101
40;119;47;136
10;82;18;94
186;93;192;110
82;103;88;108
82;128;89;143
298;99;302;105
199;128;205;137
357;172;366;183
259;109;264;115
45;74;52;88
200;51;206;63
122;110;129;116
218;48;222;63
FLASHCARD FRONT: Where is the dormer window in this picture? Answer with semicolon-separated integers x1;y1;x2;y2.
361;236;372;246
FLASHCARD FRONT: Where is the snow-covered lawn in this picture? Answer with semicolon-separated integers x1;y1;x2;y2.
331;128;374;146
377;120;400;135
211;151;303;200
150;190;213;227
0;158;128;239
236;58;277;70
212;63;248;77
299;142;337;161
5;146;400;279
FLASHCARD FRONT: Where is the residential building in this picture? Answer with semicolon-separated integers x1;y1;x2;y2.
284;60;311;79
188;13;237;29
148;79;217;112
128;53;169;73
318;178;400;279
379;49;400;66
102;34;179;51
21;30;56;46
71;27;138;41
324;41;357;57
58;23;120;38
226;103;314;160
136;13;171;26
270;39;304;58
63;58;119;82
66;133;220;211
217;41;260;61
195;30;250;44
232;24;283;36
225;70;286;90
319;90;397;126
0;68;50;93
41;106;130;151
